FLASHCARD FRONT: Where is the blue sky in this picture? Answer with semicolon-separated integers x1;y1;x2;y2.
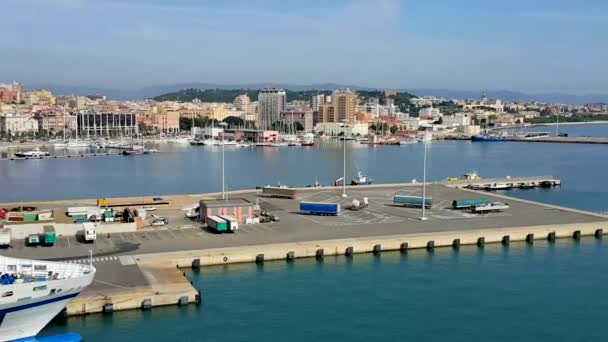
1;0;607;93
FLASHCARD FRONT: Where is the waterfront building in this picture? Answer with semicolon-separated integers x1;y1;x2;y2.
313;122;368;136
0;113;39;135
258;88;286;130
198;198;254;225
279;109;314;132
34;110;78;133
0;82;23;104
55;95;88;109
419;107;441;120
149;109;180;134
77;111;138;137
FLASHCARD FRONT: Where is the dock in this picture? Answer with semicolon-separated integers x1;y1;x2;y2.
441;176;561;189
1;179;606;316
0;152;122;161
505;136;608;144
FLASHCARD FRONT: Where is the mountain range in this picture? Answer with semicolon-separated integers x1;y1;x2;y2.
27;82;608;105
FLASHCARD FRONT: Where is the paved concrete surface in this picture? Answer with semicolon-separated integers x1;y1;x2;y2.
1;184;605;262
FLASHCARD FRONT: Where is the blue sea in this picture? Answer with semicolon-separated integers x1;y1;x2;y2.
3;123;606;341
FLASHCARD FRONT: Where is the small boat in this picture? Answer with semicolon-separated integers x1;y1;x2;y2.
288;142;301;147
122;145;145;155
301;133;315;146
270;142;289;147
351;169;373;185
399;137;418;145
485;183;512;190
237;142;252;148
14;148;50;158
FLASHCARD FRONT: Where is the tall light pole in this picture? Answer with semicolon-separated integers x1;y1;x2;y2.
341;120;348;198
421;131;428;221
219;122;227;200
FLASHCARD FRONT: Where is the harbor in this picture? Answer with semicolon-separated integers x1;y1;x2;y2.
1;180;607;317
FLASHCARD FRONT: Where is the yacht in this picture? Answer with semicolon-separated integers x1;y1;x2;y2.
301;133;315;147
269;142;289;147
14;149;50;158
0;256;96;341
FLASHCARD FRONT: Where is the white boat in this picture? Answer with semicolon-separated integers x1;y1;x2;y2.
269;142;288;147
0;256;96;341
201;139;216;146
350;169;373;185
485;183;513;190
301;133;315;146
399;137;419;145
214;140;238;146
237;142;252;148
14;148;50;158
419;132;433;143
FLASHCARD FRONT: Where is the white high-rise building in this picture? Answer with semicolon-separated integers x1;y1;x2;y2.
258;88;286;129
310;94;325;111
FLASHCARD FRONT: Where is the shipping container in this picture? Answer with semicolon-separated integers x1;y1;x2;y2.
262;186;297;199
299;202;341;216
218;215;239;232
43;225;56;246
452;198;491;210
207;215;228;233
393;195;432;208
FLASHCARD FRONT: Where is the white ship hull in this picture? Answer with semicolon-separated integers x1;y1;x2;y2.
0;257;95;341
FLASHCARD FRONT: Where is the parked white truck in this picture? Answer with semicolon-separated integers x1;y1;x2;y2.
0;228;11;247
83;222;97;242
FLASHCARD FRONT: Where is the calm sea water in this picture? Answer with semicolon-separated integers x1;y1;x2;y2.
8;123;608;340
42;239;608;341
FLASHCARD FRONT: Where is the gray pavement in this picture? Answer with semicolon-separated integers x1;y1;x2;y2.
1;185;605;262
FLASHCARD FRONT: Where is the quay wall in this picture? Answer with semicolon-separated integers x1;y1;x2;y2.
135;221;607;268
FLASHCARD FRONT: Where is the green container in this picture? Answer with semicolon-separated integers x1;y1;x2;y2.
393;195;432;208
43;226;56;245
23;213;38;222
452;198;491;209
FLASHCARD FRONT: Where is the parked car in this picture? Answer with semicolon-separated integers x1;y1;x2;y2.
27;234;40;246
152;217;169;226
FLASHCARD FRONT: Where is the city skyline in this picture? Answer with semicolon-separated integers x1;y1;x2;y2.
1;0;607;94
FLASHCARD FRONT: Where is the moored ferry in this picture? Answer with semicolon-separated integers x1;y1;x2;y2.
0;256;96;341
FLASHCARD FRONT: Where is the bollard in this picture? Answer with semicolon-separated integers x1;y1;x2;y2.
477;237;485;247
373;244;381;255
178;296;189;306
141;299;152;310
400;242;408;252
547;232;556;242
345;246;354;256
595;229;603;239
195;291;202;303
286;251;295;261
452;239;460;249
427;241;435;250
573;230;581;241
526;233;534;244
255;254;264;264
316;248;324;259
502;235;510;245
191;258;200;269
103;303;113;314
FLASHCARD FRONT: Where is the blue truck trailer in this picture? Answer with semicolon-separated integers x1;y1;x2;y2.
452;198;491;209
393;195;432;208
299;202;341;216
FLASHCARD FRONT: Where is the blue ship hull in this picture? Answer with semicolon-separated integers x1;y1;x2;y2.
471;135;504;142
11;333;81;342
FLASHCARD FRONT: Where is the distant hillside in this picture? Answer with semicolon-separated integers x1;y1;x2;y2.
153;88;417;107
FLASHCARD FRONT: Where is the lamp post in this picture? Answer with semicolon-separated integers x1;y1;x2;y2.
341;120;348;198
218;122;227;200
421;131;428;221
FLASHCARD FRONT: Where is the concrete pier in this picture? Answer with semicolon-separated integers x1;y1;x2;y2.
1;182;606;316
505;136;608;144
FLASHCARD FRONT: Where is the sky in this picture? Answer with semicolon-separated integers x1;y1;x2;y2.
1;0;607;94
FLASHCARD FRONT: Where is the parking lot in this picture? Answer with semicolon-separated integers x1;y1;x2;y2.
2;184;606;262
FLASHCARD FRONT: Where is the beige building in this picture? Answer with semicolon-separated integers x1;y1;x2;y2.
233;94;253;115
318;89;358;124
23;90;56;106
0;114;39;135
